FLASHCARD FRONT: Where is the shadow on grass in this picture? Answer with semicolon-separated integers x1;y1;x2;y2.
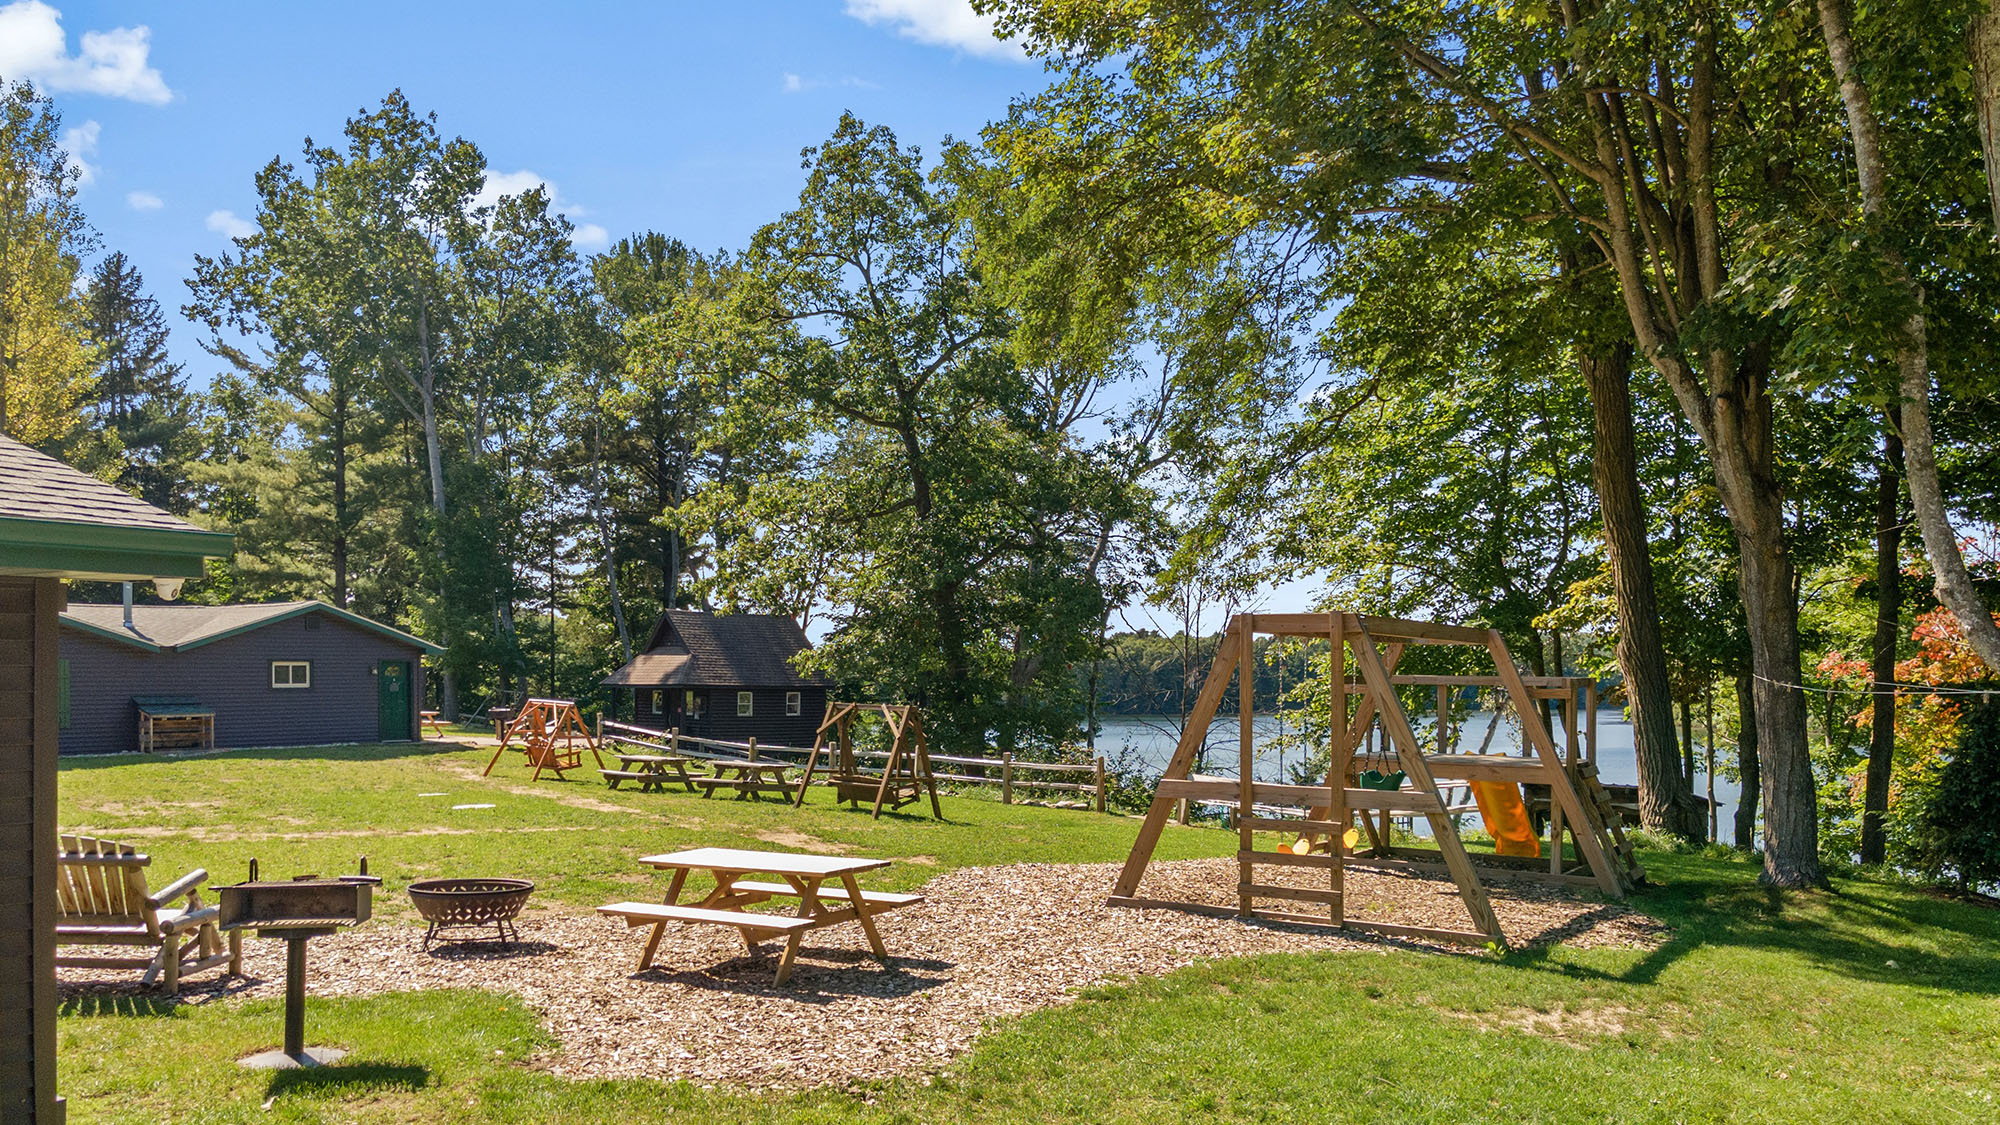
266;1062;430;1098
59;993;183;1018
1503;853;2000;996
60;740;481;772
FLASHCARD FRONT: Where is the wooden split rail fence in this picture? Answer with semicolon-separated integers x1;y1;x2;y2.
598;720;1109;812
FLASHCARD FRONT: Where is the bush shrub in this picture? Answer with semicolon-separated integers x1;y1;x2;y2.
1913;691;2000;894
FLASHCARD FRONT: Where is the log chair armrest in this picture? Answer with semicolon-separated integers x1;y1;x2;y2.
160;904;221;934
146;868;209;908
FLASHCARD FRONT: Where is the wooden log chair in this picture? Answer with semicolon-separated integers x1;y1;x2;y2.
1108;612;1636;950
53;834;241;994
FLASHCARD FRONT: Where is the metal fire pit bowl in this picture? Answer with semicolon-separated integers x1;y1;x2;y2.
406;878;534;948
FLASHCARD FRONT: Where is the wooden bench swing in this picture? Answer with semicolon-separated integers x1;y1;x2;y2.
791;702;941;818
483;698;600;781
1110;612;1639;948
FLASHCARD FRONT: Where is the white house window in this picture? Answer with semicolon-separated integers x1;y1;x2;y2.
785;691;801;717
737;691;754;717
650;690;664;715
271;661;311;689
686;691;705;719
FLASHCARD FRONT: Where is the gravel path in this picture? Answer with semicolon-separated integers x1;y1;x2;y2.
59;859;1668;1089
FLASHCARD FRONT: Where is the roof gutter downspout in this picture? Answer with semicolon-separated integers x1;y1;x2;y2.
122;581;134;630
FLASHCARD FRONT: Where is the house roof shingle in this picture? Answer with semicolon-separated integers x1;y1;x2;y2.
61;600;443;655
602;610;819;688
0;435;210;533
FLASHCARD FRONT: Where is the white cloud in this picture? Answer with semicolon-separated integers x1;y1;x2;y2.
476;169;609;250
205;209;255;240
781;72;882;94
125;189;162;211
58;118;97;186
843;0;1024;60
0;1;172;104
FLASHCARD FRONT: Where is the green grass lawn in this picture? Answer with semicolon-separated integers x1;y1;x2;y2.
55;740;2000;1124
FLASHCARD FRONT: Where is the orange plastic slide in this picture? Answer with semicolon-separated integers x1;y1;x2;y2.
1469;781;1541;858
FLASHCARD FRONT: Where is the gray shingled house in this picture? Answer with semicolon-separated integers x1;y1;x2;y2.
2;434;234;1120
602;610;827;745
57;600;443;754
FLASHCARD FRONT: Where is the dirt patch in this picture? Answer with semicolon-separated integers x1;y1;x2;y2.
754;830;848;852
1447;1002;1651;1047
59;857;1669;1090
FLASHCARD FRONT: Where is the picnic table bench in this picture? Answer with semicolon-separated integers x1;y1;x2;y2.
420;710;447;739
598;847;924;985
692;759;794;800
601;752;697;793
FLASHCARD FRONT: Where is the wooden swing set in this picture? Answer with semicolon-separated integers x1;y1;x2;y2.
1110;612;1641;948
483;697;600;782
792;702;942;819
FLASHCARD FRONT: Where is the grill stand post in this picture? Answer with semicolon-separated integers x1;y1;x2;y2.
237;928;347;1069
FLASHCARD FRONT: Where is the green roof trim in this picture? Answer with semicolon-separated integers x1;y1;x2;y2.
0;515;233;581
176;601;446;656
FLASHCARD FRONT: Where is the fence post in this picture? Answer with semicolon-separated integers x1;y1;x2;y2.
1177;798;1189;825
1001;752;1013;804
748;736;759;762
669;727;679;755
1095;755;1107;813
595;715;603;745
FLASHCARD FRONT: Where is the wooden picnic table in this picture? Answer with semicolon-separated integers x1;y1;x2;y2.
598;847;923;984
601;752;697;793
692;759;794;800
420;710;447;739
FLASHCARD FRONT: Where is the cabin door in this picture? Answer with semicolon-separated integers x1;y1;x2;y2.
378;661;411;740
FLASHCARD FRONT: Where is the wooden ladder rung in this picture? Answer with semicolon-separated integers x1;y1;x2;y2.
1239;882;1343;906
1238;849;1339;869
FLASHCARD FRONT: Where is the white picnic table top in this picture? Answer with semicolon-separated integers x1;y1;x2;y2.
636;847;890;879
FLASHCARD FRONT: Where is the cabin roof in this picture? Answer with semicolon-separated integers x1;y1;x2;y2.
602;610;820;687
61;599;444;655
0;435;233;580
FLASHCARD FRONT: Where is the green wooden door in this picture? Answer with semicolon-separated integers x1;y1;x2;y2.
378;661;411;740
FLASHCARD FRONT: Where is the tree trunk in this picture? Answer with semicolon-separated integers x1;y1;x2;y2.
1861;420;1904;865
1820;0;2000;674
1581;345;1704;838
1734;669;1761;850
1972;4;2000;233
330;389;350;609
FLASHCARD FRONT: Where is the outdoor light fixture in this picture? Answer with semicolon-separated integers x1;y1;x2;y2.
154;577;184;600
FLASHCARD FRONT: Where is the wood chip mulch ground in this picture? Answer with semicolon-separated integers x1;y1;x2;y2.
57;859;1669;1089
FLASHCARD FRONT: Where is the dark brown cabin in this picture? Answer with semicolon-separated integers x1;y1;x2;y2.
1;434;234;1121
602;611;827;746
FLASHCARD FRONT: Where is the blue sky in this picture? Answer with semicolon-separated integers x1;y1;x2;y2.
7;1;1046;380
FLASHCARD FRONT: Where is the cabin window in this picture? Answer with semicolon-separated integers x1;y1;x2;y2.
737;691;754;717
785;691;801;717
686;691;705;719
649;690;664;715
271;661;311;689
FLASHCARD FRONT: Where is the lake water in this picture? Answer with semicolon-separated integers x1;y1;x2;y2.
1092;708;1740;835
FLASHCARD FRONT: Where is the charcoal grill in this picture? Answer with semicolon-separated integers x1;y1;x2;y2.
217;857;381;1068
406;877;534;948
